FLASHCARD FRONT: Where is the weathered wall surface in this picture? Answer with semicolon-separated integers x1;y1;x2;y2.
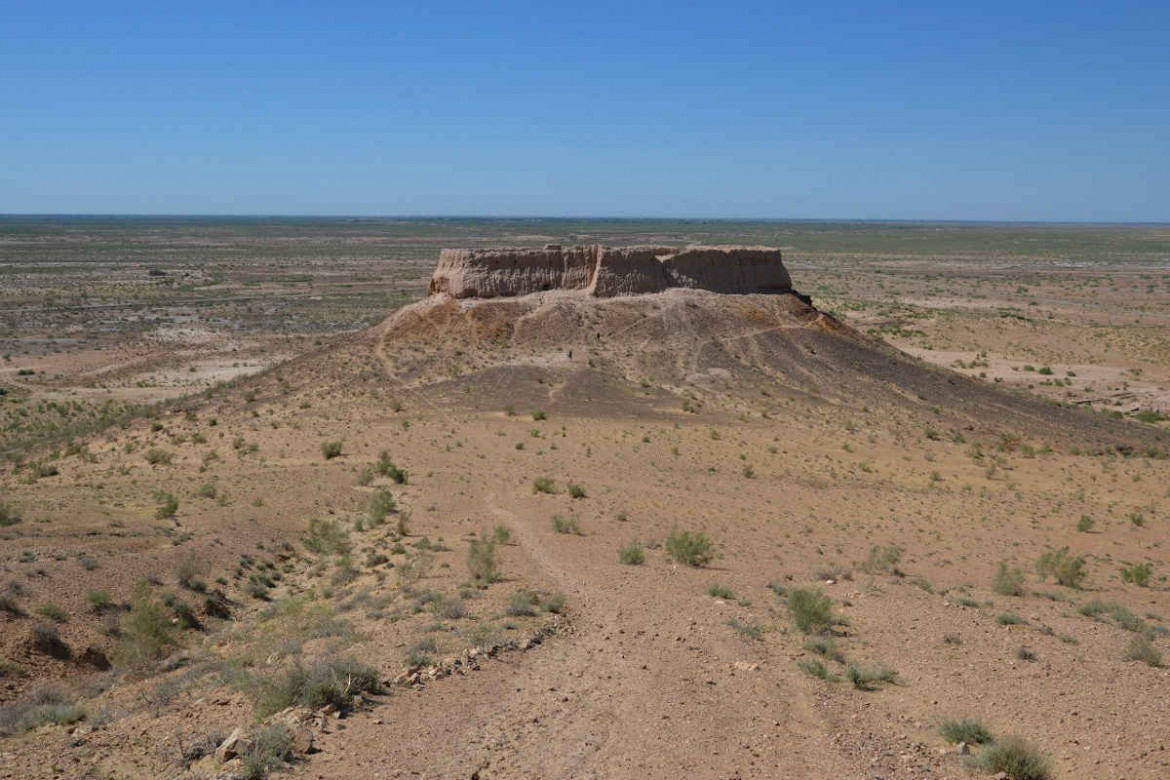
428;245;791;299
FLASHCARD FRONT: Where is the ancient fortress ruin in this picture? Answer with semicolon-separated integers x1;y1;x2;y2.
428;245;792;299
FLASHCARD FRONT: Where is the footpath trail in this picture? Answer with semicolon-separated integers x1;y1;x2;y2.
300;489;862;780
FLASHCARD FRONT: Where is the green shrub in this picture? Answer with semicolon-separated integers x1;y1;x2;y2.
797;658;838;681
36;604;68;623
706;583;735;599
242;723;294;780
0;502;21;527
551;515;581;535
1120;562;1153;587
1124;635;1163;667
531;410;547;421
788;588;841;634
467;539;500;583
992;561;1026;596
664;530;713;567
30;623;70;659
375;451;408;483
1035;547;1086;588
804;637;846;663
567;482;586;499
254;657;379;718
366;489;397;526
979;736;1052;780
303;517;351;555
997;612;1026;626
1078;601;1144;632
618;541;645;565
86;590;114;613
533;476;556;494
847;662;898;690
862;544;903;574
491;525;511;545
506;591;539;617
726;617;763;640
940;717;993;745
320;441;343;460
1076;515;1094;532
115;583;177;668
144;448;173;466
154;490;179;519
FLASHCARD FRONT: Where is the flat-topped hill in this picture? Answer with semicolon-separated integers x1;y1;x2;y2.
427;244;793;298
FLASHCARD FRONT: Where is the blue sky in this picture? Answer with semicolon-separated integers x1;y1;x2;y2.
2;1;1167;220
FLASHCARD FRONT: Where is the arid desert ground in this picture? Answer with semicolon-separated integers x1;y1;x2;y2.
1;217;1168;779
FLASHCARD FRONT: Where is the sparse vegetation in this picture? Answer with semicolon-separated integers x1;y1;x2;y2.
321;440;343;460
533;476;556;494
939;717;993;745
847;662;898;690
1124;635;1163;667
979;736;1052;780
1035;547;1086;589
788;588;844;635
467;538;500;583
992;561;1026;596
618;541;645;565
664;529;713;567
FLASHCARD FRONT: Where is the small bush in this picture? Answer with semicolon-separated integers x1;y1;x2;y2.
862;544;903;574
533;476;556;494
366;489;397;526
1035;547;1086;588
242;723;293;780
154;490;179;519
618;541;645;565
175;552;207;590
551;515;580;535
303;517;351;555
467;539;500;583
567;482;586;499
1124;635;1163;667
30;623;71;659
726;617;763;640
86;590;115;612
114;582;177;668
979;736;1052;780
506;591;539;617
788;588;842;635
997;612;1026;626
406;638;437;666
992;561;1026;596
491;525;511;545
1076;515;1094;532
847;662;898;690
144;448;173;466
797;658;838;681
0;502;21;527
940;717;993;745
254;657;379;717
321;441;343;460
375;451;408;484
664;530;713;567
1120;562;1153;587
36;604;68;623
804;637;846;663
706;583;735;599
531;410;547;421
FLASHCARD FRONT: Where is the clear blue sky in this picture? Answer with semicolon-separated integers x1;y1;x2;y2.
2;1;1167;220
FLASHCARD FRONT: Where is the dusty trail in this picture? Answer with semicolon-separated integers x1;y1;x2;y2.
304;487;860;780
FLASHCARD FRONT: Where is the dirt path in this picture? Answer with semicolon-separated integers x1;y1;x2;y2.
302;488;861;779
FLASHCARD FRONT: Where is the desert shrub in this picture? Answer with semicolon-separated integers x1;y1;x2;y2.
36;604;68;623
0;687;85;737
467;539;499;583
254;657;379;717
726;617;763;640
939;717;993;745
506;591;539;617
154;490;179;519
86;589;114;612
491;525;511;545
320;440;343;460
355;467;374;486
804;637;846;663
375;451;408;484
567;482;586;499
144;448;173;466
862;544;903;574
366;489;397;526
242;723;294;780
664;530;713;567
1076;515;1094;532
1120;562;1153;587
29;623;71;659
992;561;1026;596
797;658;838;681
0;592;24;616
1078;601;1143;632
1035;547;1086;588
1124;635;1163;667
997;612;1026;626
979;736;1052;780
532;476;556;494
542;592;566;614
847;662;898;690
114;582;177;668
303;517;351;555
406;638;437;666
618;541;645;565
432;597;466;620
1016;645;1037;662
175;552;207;590
551;515;580;535
810;563;852;582
531;410;547;421
788;588;841;634
0;502;21;527
706;583;735;599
